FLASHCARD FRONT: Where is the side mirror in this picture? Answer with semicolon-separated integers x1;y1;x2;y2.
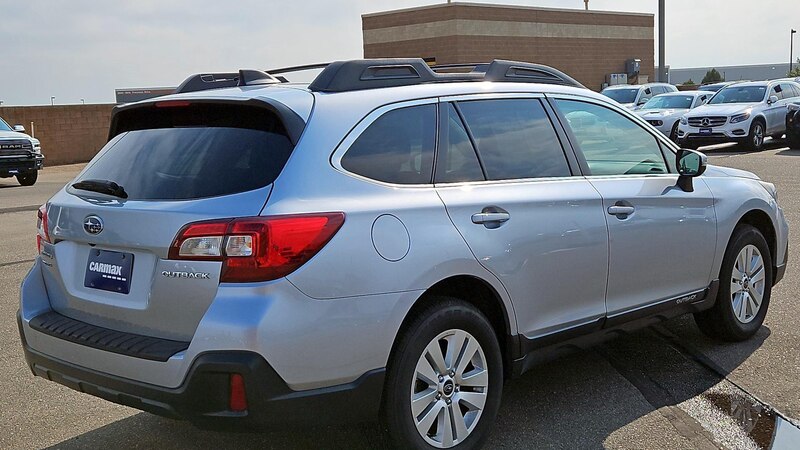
768;95;779;105
13;125;25;133
676;149;707;192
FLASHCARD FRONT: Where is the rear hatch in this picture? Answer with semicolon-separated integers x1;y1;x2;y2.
39;99;304;341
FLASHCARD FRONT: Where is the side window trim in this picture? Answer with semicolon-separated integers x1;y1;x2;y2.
434;102;487;183
544;94;677;176
450;102;489;180
330;97;439;187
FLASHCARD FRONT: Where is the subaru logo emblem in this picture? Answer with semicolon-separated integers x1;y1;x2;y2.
701;118;711;127
83;216;104;235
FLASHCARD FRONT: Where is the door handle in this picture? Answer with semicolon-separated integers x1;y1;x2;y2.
607;205;635;216
471;212;510;224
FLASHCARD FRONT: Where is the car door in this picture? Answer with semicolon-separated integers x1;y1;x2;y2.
550;96;717;318
434;96;609;340
765;84;787;134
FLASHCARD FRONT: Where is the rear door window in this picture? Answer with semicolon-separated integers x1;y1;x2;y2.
74;104;294;201
455;99;571;180
341;104;436;184
434;104;485;183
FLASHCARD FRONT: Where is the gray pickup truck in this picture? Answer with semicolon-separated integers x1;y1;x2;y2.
0;116;43;186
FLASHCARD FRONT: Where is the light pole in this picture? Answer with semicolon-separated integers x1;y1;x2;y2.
50;96;55;106
791;29;797;76
658;0;666;82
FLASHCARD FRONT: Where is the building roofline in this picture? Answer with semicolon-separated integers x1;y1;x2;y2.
670;62;791;71
362;2;653;19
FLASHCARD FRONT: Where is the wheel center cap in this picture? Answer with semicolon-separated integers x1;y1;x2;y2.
442;379;455;398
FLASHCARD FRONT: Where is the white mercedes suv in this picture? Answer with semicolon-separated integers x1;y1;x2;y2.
678;80;800;151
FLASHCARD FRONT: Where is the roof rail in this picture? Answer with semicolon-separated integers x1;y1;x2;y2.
174;69;280;94
307;58;585;92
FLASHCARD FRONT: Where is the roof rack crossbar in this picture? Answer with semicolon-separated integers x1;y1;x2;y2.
266;63;331;75
175;69;279;94
308;59;586;93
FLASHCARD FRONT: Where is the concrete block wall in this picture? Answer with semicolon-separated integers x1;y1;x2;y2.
0;104;114;166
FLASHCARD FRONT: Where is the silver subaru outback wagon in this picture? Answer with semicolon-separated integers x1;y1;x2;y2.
18;59;788;449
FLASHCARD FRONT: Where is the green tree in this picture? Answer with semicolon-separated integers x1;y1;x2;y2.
684;78;696;85
789;58;800;77
701;68;724;84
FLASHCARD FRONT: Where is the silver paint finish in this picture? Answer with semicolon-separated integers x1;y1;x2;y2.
436;178;609;339
587;175;717;315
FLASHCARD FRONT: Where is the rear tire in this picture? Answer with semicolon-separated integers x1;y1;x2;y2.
16;171;38;186
788;130;800;149
742;120;765;152
383;297;503;449
694;225;772;341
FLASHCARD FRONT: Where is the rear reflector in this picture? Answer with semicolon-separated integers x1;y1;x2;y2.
169;213;345;282
229;373;247;412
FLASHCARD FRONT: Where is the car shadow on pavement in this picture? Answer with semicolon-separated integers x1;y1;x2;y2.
46;317;769;449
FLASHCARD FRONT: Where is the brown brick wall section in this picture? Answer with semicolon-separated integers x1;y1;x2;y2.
365;36;654;90
363;4;655;91
0;104;114;166
363;4;653;29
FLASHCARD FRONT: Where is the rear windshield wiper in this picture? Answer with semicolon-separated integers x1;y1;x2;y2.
72;179;129;199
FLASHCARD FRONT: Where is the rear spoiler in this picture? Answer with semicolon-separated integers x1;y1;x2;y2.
108;98;306;146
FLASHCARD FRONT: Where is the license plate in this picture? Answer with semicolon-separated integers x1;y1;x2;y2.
84;250;134;294
699;128;713;135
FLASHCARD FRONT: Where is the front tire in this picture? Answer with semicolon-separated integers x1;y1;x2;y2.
383;298;503;449
694;225;772;341
669;121;680;142
743;120;765;151
16;171;38;186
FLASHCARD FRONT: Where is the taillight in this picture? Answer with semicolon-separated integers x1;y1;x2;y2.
36;204;50;254
169;213;345;283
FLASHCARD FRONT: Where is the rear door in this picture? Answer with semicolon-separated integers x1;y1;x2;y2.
434;95;609;340
40;101;300;341
550;96;716;318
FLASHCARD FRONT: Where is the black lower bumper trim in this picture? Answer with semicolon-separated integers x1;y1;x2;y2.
29;311;189;362
19;313;385;428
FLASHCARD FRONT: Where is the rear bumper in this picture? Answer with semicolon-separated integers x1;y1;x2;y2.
18;312;385;428
0;155;43;175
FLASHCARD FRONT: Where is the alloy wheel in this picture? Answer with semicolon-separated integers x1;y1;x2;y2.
730;244;766;324
753;123;764;148
411;329;489;448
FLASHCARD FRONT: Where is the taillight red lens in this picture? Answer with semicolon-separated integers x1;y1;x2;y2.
169;213;345;283
36;204;50;254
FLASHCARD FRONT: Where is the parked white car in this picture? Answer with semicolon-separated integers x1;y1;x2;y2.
635;91;715;141
600;83;678;109
679;80;800;151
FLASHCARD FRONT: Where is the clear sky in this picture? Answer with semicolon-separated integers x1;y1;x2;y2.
1;0;797;105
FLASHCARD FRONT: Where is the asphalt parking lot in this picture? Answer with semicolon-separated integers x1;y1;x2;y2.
2;143;800;450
